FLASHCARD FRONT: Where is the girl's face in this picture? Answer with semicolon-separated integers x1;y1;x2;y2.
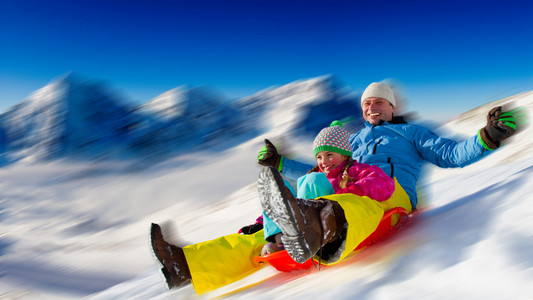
316;151;347;175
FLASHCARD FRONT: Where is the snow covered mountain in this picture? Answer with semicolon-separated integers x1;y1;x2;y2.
235;75;364;143
0;74;362;165
0;74;132;163
129;85;249;157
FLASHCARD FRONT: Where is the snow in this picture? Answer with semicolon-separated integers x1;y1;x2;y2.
137;87;188;120
1;87;533;299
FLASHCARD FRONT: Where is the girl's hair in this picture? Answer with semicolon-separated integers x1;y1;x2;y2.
306;165;321;174
339;157;354;189
308;156;354;189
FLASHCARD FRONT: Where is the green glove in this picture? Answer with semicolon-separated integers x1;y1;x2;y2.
478;106;518;150
257;139;284;172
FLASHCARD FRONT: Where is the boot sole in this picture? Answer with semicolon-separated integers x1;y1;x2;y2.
150;224;164;265
160;267;176;289
258;167;313;264
150;224;174;290
150;223;168;268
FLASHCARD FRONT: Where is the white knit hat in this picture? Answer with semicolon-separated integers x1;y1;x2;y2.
361;82;396;107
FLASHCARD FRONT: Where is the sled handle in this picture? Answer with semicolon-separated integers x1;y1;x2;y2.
355;207;409;250
383;207;409;229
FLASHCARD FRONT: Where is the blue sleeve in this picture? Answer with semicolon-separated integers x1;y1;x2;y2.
416;129;491;168
281;157;314;180
296;172;335;199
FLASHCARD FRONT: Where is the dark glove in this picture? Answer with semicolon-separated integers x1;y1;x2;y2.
238;223;263;234
257;139;283;170
238;215;264;234
479;106;517;150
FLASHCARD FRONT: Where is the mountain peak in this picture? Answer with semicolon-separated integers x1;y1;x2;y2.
14;72;90;111
137;85;225;121
138;87;187;120
54;71;84;85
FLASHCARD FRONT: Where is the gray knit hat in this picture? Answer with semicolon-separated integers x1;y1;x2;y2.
361;82;396;107
313;120;353;157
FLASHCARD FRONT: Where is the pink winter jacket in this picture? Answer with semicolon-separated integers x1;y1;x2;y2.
324;160;395;202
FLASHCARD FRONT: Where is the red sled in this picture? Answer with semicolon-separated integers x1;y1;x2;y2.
254;207;418;272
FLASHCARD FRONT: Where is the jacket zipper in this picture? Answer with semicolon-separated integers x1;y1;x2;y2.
372;138;382;154
388;157;394;178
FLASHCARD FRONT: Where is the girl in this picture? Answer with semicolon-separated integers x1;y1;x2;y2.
299;120;394;201
261;121;396;254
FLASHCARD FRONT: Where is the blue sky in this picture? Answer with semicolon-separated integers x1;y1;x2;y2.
1;0;532;122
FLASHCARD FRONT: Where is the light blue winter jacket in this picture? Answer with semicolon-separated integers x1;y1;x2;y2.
282;119;492;209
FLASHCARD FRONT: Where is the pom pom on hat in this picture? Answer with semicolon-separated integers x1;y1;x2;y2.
361;82;396;107
313;121;353;157
329;120;343;127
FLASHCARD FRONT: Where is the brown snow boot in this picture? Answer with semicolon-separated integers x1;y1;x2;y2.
150;223;192;289
258;166;347;264
320;200;346;244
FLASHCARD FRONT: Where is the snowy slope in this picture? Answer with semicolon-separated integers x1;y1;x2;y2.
1;87;532;299
426;90;533;184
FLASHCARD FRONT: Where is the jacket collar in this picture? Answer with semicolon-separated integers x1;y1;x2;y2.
365;115;408;127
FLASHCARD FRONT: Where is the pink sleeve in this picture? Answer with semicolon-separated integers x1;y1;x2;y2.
256;215;264;225
336;163;395;201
